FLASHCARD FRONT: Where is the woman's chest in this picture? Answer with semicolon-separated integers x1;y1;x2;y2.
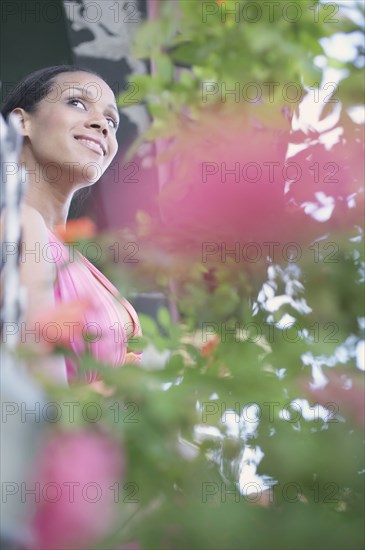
91;277;135;340
55;257;135;341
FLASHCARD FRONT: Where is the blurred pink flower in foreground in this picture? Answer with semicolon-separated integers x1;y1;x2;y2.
30;430;124;550
159;116;289;244
33;297;96;353
131;105;363;258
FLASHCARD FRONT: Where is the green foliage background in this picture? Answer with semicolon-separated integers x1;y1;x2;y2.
43;2;364;549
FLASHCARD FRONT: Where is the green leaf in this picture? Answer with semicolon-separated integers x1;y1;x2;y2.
155;54;174;84
157;307;172;330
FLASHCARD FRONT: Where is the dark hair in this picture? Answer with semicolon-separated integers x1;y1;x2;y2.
1;65;104;120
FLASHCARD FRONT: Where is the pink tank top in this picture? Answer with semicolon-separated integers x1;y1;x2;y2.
47;230;142;383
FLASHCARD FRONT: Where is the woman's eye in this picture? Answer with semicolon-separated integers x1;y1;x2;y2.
68;98;86;109
68;98;118;129
107;118;118;129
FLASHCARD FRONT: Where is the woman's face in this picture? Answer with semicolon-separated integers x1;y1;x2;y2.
19;71;120;186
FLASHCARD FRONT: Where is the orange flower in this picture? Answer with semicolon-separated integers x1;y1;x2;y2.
55;217;97;242
124;352;142;365
201;334;220;357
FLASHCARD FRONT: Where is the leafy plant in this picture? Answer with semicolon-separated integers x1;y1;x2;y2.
18;2;365;549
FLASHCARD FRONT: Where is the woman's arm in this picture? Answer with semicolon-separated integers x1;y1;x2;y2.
19;205;68;385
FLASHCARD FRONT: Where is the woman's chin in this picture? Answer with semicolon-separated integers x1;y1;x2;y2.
70;165;104;188
76;162;104;185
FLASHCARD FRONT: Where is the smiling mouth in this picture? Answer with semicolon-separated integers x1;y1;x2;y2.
75;137;104;157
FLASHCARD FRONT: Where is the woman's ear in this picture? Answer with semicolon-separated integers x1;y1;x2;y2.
9;108;31;136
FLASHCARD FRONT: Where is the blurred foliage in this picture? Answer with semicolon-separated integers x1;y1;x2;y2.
30;1;365;549
118;0;364;147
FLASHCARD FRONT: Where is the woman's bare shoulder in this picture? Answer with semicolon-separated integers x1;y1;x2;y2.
1;205;48;242
20;205;49;238
19;205;56;284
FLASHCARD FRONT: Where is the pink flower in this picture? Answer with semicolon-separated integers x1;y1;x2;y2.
138;106;362;259
33;297;96;353
157;106;289;245
30;430;124;550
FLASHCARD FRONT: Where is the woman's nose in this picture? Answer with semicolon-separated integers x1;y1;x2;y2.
86;114;108;136
89;121;108;136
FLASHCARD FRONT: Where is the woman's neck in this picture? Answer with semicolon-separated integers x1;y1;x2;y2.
24;184;72;232
20;151;75;231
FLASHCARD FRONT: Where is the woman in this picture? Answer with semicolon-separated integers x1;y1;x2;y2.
1;65;142;389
